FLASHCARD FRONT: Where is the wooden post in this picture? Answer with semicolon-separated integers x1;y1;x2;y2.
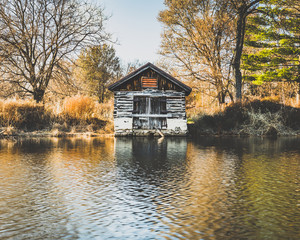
156;128;165;137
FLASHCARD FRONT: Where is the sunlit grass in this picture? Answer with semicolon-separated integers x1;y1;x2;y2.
0;96;114;135
63;95;96;120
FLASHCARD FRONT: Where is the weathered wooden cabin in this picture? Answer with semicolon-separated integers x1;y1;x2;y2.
108;62;192;136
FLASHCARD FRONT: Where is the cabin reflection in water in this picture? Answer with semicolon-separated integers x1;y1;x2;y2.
114;137;188;170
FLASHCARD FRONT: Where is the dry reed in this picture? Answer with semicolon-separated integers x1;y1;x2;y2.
0;98;48;130
62;95;96;120
0;96;113;135
191;100;300;136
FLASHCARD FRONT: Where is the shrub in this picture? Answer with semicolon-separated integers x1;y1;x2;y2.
62;95;96;120
0;99;50;130
239;109;291;136
0;97;110;134
192;100;300;136
96;100;114;120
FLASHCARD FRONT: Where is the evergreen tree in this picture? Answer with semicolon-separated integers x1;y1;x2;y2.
77;44;121;103
242;0;300;86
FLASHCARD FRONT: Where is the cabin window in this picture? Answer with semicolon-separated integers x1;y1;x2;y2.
133;96;166;114
141;77;158;89
133;96;167;129
133;96;146;114
150;97;167;114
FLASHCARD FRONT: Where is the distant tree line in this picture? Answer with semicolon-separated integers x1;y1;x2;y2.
0;0;298;107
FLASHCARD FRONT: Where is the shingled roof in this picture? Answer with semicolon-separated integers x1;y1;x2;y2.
108;62;192;96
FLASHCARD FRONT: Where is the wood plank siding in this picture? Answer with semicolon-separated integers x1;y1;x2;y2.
113;68;183;93
108;63;191;136
114;91;186;119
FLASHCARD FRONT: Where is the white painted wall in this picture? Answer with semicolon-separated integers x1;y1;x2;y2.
167;119;187;132
114;118;132;131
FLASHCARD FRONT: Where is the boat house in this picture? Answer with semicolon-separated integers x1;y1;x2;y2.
108;62;192;136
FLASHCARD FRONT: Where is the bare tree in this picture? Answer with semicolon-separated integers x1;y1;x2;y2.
158;0;235;105
124;60;145;75
0;0;109;102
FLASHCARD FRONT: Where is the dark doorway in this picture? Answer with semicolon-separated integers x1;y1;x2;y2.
133;96;167;129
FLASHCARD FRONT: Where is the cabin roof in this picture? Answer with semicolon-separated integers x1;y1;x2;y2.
108;62;192;96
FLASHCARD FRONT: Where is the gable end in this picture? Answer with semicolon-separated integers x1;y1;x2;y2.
108;62;192;96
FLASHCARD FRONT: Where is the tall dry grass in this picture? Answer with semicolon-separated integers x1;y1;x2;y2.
59;95;114;133
62;95;113;121
191;99;300;136
0;98;49;131
0;96;114;135
63;95;96;120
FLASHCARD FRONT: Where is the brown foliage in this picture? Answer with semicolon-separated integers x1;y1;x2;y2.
192;99;300;136
0;97;113;134
158;0;235;104
63;95;96;120
0;99;49;131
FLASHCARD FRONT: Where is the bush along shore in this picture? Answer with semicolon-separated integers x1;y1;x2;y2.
1;98;300;138
0;96;114;138
189;100;300;137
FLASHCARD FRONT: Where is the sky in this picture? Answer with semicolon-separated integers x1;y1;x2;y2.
99;0;165;65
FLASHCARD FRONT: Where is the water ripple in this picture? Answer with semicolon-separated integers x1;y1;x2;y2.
0;137;299;239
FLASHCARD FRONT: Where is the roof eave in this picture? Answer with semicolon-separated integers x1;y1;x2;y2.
108;62;192;96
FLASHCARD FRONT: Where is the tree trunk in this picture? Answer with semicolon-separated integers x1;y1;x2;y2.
97;84;105;103
33;89;45;103
297;86;300;106
101;85;105;103
233;12;247;101
217;91;226;105
298;56;300;105
216;82;227;105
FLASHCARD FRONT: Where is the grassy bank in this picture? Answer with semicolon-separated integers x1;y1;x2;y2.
2;97;300;138
190;100;300;136
0;96;114;137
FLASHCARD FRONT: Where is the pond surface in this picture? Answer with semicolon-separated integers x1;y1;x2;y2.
0;137;299;239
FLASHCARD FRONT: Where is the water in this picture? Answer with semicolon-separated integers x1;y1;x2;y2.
0;137;299;239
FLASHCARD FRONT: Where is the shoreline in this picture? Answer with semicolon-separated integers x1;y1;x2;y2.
0;129;114;139
1;99;299;139
1;128;300;140
187;124;300;137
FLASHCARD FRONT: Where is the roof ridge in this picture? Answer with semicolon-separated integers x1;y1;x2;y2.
108;62;192;96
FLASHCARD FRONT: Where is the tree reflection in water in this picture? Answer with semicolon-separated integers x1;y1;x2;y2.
0;136;299;239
